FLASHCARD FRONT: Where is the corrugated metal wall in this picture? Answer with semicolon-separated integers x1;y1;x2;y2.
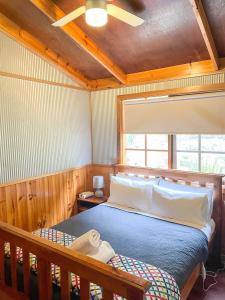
2;29;225;181
91;72;225;164
0;32;91;184
0;32;76;85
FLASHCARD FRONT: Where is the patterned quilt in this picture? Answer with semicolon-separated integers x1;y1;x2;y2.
4;228;180;300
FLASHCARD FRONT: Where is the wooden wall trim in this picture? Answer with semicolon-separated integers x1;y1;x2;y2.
126;59;216;84
0;12;92;89
0;71;87;91
117;98;124;165
117;82;225;101
91;59;225;90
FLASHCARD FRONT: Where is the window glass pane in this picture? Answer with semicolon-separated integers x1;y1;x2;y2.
147;151;168;169
176;135;199;151
147;134;168;150
125;134;145;149
201;153;225;173
201;135;225;152
124;150;145;167
176;152;199;171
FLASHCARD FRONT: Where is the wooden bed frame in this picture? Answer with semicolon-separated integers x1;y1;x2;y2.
114;165;223;299
0;165;223;300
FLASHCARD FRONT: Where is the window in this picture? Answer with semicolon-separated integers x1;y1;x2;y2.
146;134;168;169
175;135;225;173
175;135;199;171
124;134;169;169
123;134;225;174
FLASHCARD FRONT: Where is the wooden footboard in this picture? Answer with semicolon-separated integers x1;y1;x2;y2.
0;222;150;300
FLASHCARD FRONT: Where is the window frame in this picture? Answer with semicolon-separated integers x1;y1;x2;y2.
123;133;173;168
117;92;225;174
122;133;225;172
174;135;225;172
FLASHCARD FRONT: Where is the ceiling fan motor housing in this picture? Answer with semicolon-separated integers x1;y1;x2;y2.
86;0;107;11
52;0;144;28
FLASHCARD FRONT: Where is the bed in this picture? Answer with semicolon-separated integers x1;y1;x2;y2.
0;165;223;300
54;203;210;289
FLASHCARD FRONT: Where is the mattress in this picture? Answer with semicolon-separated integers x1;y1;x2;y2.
53;204;209;289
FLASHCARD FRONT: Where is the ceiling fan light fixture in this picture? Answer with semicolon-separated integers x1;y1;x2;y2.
85;0;108;27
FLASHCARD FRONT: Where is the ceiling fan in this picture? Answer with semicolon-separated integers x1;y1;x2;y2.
52;0;144;28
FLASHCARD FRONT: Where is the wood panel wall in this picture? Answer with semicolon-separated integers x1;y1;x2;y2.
0;164;114;232
0;166;88;232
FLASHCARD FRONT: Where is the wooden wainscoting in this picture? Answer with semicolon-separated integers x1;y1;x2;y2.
0;166;88;232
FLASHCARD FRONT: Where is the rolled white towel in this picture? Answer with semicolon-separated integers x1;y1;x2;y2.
69;230;101;254
88;241;116;263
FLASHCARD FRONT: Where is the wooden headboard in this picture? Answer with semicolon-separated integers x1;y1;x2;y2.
114;164;223;263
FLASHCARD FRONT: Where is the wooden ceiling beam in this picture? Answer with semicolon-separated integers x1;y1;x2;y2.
0;12;93;89
189;0;219;70
91;59;219;90
30;0;127;84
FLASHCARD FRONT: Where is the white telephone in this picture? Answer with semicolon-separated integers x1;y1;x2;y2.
79;191;94;199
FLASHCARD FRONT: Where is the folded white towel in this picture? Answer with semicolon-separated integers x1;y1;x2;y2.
88;241;116;263
69;230;101;254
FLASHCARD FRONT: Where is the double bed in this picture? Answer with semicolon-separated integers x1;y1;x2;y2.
54;203;209;289
0;165;223;300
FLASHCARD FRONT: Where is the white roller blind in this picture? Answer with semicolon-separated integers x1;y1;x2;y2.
124;92;225;134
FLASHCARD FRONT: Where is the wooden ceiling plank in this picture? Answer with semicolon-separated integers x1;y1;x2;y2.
30;0;127;84
189;0;219;70
0;12;93;89
91;59;222;90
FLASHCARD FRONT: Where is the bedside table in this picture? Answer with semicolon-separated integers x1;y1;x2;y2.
77;195;108;213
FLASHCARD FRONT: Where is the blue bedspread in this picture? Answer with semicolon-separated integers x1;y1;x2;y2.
53;204;208;288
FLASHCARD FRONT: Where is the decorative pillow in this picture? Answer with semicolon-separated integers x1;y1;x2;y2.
151;185;209;227
159;178;214;221
107;176;156;212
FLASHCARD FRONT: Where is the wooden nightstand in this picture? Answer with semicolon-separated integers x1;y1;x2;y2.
77;195;108;213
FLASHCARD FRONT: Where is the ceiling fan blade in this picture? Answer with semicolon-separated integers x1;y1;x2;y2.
52;6;85;27
107;4;144;27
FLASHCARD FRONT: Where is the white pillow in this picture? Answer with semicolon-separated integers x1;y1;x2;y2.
111;175;157;187
116;173;159;184
108;176;156;212
158;178;214;221
151;185;209;227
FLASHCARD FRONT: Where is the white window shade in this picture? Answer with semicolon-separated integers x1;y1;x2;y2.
124;92;225;134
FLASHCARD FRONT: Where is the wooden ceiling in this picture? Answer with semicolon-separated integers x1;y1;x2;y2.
0;0;225;90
